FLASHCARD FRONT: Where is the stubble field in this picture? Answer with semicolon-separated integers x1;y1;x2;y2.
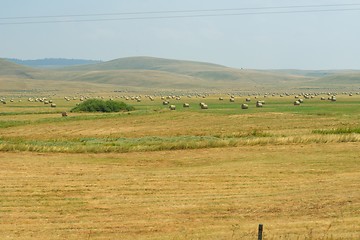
0;93;359;239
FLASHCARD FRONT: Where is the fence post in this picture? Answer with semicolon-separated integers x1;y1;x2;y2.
258;224;263;240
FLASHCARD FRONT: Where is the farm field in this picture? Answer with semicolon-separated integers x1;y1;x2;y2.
0;93;359;239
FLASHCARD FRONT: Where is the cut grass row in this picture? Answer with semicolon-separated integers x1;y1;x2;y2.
1;133;359;153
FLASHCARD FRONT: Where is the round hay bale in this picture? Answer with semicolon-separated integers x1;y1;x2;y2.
230;98;235;102
219;97;224;101
241;103;249;109
169;105;176;110
61;112;68;117
51;103;57;108
256;102;263;107
163;101;169;105
200;103;208;109
183;103;190;108
246;98;251;102
294;100;301;106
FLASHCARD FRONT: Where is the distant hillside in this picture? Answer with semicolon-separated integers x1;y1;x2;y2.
1;56;360;91
64;56;230;78
64;56;312;86
0;58;39;78
263;69;360;78
307;72;360;88
6;58;102;69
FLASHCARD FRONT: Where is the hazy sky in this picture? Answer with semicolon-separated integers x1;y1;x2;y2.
1;0;360;69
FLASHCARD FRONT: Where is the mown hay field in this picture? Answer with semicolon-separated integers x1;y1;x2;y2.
0;93;359;239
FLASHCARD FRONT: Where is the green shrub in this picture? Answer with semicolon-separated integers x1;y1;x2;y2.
71;99;134;113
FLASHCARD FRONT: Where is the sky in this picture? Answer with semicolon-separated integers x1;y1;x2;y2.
1;0;360;69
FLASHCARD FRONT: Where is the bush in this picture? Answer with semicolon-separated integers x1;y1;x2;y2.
71;99;134;113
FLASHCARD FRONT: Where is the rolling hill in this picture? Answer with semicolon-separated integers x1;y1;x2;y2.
60;56;316;89
1;56;359;92
6;58;102;69
0;58;40;78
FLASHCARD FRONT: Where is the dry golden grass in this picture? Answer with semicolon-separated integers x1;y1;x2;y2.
0;144;359;239
0;93;359;239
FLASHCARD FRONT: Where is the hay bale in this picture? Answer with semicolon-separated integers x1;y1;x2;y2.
256;102;263;107
241;103;249;109
183;103;190;108
169;105;176;110
294;100;301;106
200;103;208;109
62;112;68;117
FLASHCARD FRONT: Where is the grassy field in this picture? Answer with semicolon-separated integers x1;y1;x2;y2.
0;93;359;239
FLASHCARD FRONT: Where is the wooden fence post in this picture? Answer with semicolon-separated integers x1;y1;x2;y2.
258;224;263;240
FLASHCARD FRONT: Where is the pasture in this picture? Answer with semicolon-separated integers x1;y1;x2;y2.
0;92;359;239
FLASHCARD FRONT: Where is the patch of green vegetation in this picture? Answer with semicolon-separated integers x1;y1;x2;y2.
313;127;360;134
0;111;61;116
0;120;31;128
0;132;274;153
71;99;134;113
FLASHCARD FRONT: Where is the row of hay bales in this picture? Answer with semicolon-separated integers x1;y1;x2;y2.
27;97;58;107
83;91;359;104
293;94;337;106
216;94;343;107
1;91;357;109
165;100;266;110
0;97;23;104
